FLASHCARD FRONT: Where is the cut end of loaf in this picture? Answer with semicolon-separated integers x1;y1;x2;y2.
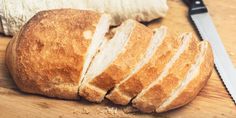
79;14;112;86
81;20;134;84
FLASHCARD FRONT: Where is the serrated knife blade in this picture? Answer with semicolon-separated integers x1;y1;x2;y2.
184;0;236;103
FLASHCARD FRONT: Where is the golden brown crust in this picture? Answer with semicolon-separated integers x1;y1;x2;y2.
157;41;214;112
6;32;20;82
132;36;199;113
79;85;106;102
5;9;101;99
106;33;182;105
106;89;130;105
80;21;153;102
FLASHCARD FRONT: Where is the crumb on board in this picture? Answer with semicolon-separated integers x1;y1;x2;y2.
105;106;118;115
72;108;89;115
97;108;104;114
72;109;79;115
81;108;90;114
97;106;126;117
71;106;138;117
122;106;138;113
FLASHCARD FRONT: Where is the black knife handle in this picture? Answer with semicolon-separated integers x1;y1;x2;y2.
183;0;208;15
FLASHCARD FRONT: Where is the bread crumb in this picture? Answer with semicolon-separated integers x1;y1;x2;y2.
122;106;138;113
105;107;117;115
72;110;79;115
81;108;90;114
97;108;103;114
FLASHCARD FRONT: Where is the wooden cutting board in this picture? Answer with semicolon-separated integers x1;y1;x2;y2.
0;0;236;117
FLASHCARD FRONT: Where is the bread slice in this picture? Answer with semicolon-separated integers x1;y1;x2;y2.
106;26;182;105
5;9;111;99
156;41;214;112
132;33;199;113
79;20;153;102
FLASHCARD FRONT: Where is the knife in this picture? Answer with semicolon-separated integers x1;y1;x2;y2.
183;0;236;103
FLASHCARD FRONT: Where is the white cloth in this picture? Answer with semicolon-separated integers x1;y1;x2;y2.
0;0;168;35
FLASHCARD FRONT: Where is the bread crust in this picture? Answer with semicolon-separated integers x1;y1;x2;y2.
156;41;214;112
106;32;182;105
5;9;101;99
132;36;199;113
79;21;153;102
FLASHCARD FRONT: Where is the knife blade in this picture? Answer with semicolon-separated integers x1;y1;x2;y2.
184;0;236;103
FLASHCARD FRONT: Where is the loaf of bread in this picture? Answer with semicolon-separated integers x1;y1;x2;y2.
5;9;214;113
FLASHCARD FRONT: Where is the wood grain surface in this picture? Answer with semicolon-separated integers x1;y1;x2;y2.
0;0;236;117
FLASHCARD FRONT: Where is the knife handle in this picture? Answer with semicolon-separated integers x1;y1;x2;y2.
183;0;208;15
